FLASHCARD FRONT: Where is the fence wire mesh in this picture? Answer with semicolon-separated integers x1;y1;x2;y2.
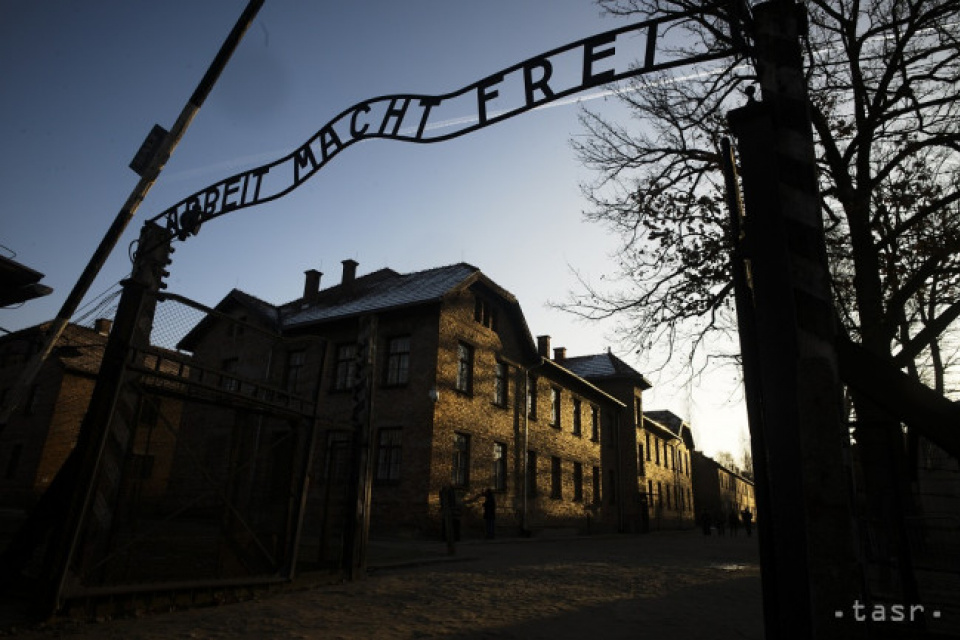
853;433;960;636
58;291;326;600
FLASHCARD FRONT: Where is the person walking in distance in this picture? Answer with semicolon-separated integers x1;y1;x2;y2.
741;508;754;537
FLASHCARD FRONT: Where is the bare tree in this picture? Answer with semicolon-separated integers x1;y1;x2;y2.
568;0;960;601
566;0;960;397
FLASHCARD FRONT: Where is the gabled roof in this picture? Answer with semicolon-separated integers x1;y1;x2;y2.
283;263;479;328
560;351;652;390
644;409;696;450
176;288;281;352
538;358;627;408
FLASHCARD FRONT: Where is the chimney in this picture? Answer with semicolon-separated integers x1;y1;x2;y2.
537;335;551;358
341;259;358;287
94;318;113;336
553;346;566;361
303;269;322;305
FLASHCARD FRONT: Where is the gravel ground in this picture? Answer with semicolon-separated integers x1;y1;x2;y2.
3;530;763;639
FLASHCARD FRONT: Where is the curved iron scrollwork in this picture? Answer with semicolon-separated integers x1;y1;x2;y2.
151;10;735;239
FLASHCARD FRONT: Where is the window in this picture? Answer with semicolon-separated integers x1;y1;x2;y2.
657;481;663;506
385;336;410;386
655;437;660;465
648;479;654;501
590;405;599;441
527;376;538;420
286;349;306;393
572;398;582;436
526;450;537;496
334;344;356;390
221;358;239;392
375;428;402;482
573;462;583;502
474;298;498;330
638;444;645;477
550;456;562;499
493;361;508;407
456;342;474;394
493;442;507;491
645;432;651;460
666;482;671;509
452;432;470;487
592;466;601;504
550;387;561;428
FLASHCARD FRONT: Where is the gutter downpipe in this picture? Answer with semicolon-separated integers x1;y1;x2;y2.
521;358;545;535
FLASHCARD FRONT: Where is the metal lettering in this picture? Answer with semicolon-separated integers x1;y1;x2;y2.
523;57;555;105
151;11;730;235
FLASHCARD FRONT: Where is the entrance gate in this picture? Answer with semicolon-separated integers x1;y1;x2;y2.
3;1;958;636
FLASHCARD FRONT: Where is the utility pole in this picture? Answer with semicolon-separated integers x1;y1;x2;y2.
0;0;264;428
726;1;863;638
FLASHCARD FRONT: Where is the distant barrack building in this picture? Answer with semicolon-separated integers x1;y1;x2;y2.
0;259;754;542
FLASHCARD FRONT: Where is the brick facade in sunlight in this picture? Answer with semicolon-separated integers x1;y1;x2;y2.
176;261;635;541
2;261;740;546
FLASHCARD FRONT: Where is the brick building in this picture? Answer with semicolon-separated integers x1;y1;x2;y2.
175;261;637;539
0;320;111;507
691;449;756;529
0;319;186;510
559;350;654;532
640;410;697;530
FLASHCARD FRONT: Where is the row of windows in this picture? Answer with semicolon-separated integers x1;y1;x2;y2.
639;431;690;477
529;378;600;441
525;450;602;504
645;478;693;512
275;336;606;448
452;432;508;491
333;335;412;391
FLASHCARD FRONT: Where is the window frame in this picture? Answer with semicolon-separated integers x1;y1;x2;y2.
452;432;471;487
493;360;508;407
285;348;306;393
550;387;561;429
550;456;563;500
375;427;403;484
384;335;411;387
572;398;582;436
333;343;357;391
527;375;538;420
455;342;474;395
573;461;583;502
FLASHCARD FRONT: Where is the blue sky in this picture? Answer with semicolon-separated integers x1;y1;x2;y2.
0;0;747;458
